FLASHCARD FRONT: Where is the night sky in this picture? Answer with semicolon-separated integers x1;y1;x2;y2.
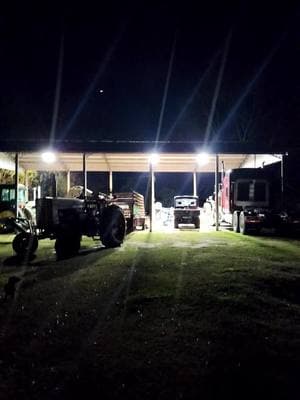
1;1;300;147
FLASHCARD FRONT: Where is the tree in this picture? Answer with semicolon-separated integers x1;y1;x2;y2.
0;169;15;184
0;169;38;186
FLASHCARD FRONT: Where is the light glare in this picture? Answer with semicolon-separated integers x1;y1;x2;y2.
41;151;56;164
149;153;160;165
197;152;209;166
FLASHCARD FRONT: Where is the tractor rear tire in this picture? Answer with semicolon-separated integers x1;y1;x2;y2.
13;232;38;257
101;205;126;248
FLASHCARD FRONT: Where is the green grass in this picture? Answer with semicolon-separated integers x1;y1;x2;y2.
0;231;300;399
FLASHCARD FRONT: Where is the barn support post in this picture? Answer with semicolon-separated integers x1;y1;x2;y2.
281;153;286;207
149;163;155;232
109;171;113;195
24;169;29;187
66;170;71;194
14;153;19;217
83;153;87;197
52;173;57;197
193;170;197;196
215;153;219;231
24;170;29;202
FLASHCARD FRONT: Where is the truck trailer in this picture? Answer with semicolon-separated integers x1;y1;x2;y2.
111;191;146;232
0;184;35;233
205;168;300;234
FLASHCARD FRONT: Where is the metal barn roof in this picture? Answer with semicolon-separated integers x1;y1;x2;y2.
1;152;281;173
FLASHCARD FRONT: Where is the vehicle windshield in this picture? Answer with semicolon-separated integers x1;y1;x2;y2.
174;197;198;208
236;180;267;202
0;187;26;203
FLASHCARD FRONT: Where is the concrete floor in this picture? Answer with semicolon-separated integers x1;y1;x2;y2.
152;212;231;233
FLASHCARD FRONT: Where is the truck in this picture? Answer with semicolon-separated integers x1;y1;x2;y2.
11;193;126;259
173;195;200;229
0;184;35;233
111;191;146;232
205;167;300;234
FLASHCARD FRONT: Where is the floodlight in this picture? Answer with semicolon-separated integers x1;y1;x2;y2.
197;152;209;166
149;153;160;166
41;150;56;164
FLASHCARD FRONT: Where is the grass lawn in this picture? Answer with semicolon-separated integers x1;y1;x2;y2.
0;231;300;399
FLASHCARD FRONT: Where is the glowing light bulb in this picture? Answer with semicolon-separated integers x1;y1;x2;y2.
197;152;209;166
41;151;56;164
149;153;160;166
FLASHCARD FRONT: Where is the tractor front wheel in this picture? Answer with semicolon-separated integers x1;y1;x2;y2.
13;232;38;257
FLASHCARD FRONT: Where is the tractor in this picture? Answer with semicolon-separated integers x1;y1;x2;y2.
12;193;126;259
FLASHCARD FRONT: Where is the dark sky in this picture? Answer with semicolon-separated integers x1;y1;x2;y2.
1;1;300;146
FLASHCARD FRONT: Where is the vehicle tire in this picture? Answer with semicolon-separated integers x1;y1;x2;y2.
13;232;38;256
174;219;179;229
126;217;134;233
232;211;240;233
0;221;12;234
100;205;126;248
0;210;15;233
55;231;81;259
239;212;249;235
194;218;200;229
252;227;261;235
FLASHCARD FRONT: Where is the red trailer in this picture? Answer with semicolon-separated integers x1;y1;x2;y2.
205;168;300;234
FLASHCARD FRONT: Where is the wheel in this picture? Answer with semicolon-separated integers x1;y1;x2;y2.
194;218;200;229
55;230;81;259
0;210;15;233
13;233;38;256
232;211;240;233
239;212;249;235
100;205;126;248
174;219;179;229
126;218;134;233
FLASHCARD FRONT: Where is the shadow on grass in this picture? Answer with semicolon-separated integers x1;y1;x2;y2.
255;276;300;304
29;247;117;282
2;254;36;267
1;246;118;287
